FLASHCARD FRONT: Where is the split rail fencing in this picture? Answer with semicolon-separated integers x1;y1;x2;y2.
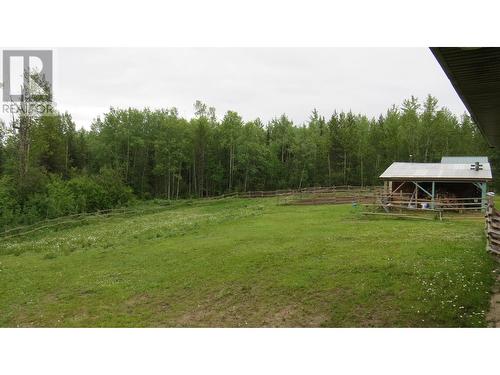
380;192;487;211
0;186;381;240
485;197;500;255
234;185;381;199
282;186;382;205
213;186;383;205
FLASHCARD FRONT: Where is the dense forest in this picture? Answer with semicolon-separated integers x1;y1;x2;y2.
0;82;497;228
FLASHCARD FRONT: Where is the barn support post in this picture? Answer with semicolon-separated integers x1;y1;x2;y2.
474;181;488;211
481;182;487;211
415;183;418;208
431;181;435;209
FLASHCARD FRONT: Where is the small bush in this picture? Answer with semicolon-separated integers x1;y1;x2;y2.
67;169;133;212
0;176;19;229
67;175;105;212
46;176;77;218
94;167;134;209
0;169;135;229
23;176;77;220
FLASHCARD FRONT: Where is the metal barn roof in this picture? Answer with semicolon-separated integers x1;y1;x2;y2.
441;156;489;164
430;47;500;148
380;162;492;181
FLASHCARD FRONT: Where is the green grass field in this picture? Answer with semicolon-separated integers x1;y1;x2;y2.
0;198;495;327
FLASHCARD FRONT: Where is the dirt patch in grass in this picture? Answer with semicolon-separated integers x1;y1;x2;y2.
172;286;335;327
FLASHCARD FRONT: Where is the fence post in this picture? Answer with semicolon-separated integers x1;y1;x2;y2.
431;181;435;209
481;182;488;212
486;194;496;254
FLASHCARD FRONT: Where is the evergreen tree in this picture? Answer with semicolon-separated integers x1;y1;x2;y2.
0;94;498;229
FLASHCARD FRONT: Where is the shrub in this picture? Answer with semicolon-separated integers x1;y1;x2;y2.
23;192;49;223
0;176;19;229
45;176;77;218
67;175;105;212
68;169;133;212
23;176;77;220
0;169;134;228
94;167;134;209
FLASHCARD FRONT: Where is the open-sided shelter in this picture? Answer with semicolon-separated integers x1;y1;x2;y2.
379;157;492;211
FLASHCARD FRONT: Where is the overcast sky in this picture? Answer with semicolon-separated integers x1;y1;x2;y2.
2;48;467;129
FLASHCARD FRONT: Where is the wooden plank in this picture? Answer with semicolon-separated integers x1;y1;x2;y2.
361;212;434;220
488;220;500;230
488;244;500;255
488;235;500;246
488;229;500;239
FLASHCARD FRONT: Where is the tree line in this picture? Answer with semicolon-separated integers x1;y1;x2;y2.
0;89;497;228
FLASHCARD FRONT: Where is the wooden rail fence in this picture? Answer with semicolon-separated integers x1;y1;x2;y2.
213;186;383;205
381;193;487;211
236;185;381;199
0;186;382;240
485;197;500;255
0;204;184;241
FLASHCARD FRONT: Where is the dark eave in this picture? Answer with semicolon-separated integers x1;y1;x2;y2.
430;47;500;148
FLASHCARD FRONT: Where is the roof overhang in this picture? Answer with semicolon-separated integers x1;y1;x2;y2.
380;178;492;182
430;47;500;148
379;162;493;181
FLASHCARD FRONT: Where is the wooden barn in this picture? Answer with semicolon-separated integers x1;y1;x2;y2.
379;156;492;211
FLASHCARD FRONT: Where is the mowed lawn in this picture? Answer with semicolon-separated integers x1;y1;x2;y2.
0;198;495;327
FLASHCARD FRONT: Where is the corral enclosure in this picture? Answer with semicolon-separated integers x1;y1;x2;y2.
0;197;494;327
